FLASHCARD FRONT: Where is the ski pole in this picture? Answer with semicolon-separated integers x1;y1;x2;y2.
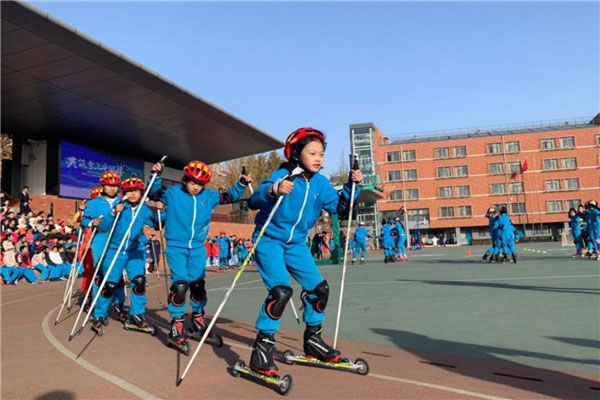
54;228;84;324
81;156;167;332
122;270;129;301
243;165;299;324
179;167;304;386
157;210;171;299
68;207;123;340
67;227;98;312
150;232;159;279
333;156;360;349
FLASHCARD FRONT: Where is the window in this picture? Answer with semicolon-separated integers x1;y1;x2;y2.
566;199;582;210
387;170;402;181
545;179;560;192
454;165;469;177
404;169;417;180
541;138;556;150
493;203;507;211
563;178;580;190
453;146;467;157
386;151;400;162
455;185;470;197
457;205;472;217
543;159;559;171
509;182;524;194
505;141;520;153
437;167;451;178
490;183;506;194
561;157;577;169
440;206;455;218
407;209;429;223
405;189;419;200
487;142;503;154
597;134;600;146
489;162;504;175
511;202;526;214
507;161;522;174
390;190;403;200
438;186;453;198
547;200;564;213
403;150;416;161
435;147;449;159
559;136;575;149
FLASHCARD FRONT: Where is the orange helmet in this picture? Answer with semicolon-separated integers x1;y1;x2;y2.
183;160;212;184
121;177;144;195
90;186;103;199
284;127;325;160
99;171;121;186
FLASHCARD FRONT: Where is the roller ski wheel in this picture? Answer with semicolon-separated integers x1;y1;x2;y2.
231;360;293;396
123;315;157;336
91;319;105;336
283;349;370;375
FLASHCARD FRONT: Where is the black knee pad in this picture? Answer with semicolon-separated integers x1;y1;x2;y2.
169;280;188;307
131;275;146;295
301;280;329;313
264;285;293;320
101;281;118;299
189;278;206;303
94;273;104;287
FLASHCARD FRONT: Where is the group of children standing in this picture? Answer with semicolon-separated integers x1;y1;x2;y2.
204;234;253;271
568;200;600;259
378;217;408;263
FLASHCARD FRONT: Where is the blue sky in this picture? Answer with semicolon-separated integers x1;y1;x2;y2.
31;1;599;175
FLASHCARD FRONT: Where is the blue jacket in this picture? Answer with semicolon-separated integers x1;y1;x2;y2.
81;195;122;260
587;208;600;238
217;236;230;257
248;168;360;245
354;227;370;243
486;214;500;238
149;177;247;249
498;214;513;239
381;225;393;247
99;202;160;253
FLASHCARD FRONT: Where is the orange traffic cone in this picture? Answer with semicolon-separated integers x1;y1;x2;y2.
466;250;472;257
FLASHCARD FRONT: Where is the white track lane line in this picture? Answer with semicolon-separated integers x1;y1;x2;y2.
42;305;161;400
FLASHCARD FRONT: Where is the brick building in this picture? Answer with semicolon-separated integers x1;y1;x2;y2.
350;116;600;244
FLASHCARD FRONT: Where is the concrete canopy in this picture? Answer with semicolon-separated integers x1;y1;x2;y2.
1;1;283;167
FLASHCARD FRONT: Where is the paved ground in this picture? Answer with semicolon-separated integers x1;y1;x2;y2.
2;243;599;399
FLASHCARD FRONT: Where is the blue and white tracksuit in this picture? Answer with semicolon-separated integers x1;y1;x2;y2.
381;224;394;258
486;213;501;256
217;236;231;266
353;227;369;259
82;195;126;305
248;168;360;334
570;214;583;254
93;202;160;319
148;178;247;318
586;208;600;252
393;223;406;257
498;214;516;255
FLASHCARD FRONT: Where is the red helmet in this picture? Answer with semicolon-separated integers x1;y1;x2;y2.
183;160;212;184
99;171;121;186
121;177;144;195
284;127;325;160
90;187;103;199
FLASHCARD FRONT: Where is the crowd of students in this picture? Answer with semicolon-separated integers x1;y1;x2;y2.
204;233;254;271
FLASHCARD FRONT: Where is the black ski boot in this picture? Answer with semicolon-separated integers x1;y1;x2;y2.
187;312;224;346
303;325;342;362
112;303;127;323
167;317;190;355
351;258;356;265
360;258;365;265
512;254;517;264
91;317;105;336
482;252;489;261
250;332;279;376
384;255;388;263
124;314;157;335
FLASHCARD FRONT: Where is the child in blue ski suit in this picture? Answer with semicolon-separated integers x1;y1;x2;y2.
381;219;394;263
568;208;583;258
498;207;517;263
352;221;370;264
148;160;251;349
217;232;231;270
91;178;161;335
585;200;600;260
483;207;501;262
81;171;126;316
393;217;407;261
246;127;361;376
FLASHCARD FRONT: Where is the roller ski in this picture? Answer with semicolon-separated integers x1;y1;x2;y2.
282;325;369;375
359;258;365;264
123;314;157;335
186;312;223;347
91;317;106;336
230;332;293;396
166;317;190;356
